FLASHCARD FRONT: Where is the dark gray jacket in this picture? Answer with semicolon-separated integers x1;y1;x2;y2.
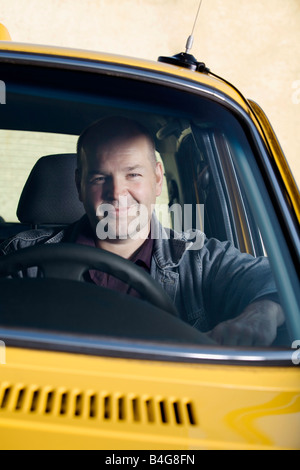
0;216;278;331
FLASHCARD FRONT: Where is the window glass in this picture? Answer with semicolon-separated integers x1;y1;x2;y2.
0;63;298;352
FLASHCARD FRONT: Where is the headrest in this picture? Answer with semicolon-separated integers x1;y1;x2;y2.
17;154;85;225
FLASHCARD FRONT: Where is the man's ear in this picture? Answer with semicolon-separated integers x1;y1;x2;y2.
75;169;82;202
155;161;164;197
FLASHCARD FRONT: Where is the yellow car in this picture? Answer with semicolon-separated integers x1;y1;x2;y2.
0;25;299;450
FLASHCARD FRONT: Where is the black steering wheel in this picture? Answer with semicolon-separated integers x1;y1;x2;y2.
0;243;178;317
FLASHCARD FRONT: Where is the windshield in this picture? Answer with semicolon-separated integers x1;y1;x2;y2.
0;60;299;355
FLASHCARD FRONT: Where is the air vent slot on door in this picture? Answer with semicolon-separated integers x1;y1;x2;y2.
0;383;197;426
0;384;11;409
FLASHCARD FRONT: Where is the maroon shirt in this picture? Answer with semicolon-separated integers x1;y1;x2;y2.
76;220;153;298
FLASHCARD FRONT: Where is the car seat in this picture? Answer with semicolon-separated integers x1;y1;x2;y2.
17;153;85;227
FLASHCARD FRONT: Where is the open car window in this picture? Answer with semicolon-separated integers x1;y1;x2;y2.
0;60;299;360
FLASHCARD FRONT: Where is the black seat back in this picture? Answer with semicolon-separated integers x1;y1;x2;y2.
17;153;84;226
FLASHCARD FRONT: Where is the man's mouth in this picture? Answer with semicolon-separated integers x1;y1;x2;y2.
96;203;140;218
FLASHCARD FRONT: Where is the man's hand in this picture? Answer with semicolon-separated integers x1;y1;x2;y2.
208;300;285;346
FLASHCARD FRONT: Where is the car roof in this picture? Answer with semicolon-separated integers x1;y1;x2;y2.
0;24;11;41
0;40;251;112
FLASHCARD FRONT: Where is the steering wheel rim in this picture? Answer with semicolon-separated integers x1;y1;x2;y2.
0;243;179;317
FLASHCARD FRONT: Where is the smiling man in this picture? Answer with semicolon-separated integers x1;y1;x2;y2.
0;116;284;346
75;117;163;258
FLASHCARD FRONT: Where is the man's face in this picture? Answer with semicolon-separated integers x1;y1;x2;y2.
76;134;163;241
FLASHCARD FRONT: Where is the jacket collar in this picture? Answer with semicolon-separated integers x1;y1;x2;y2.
150;213;205;269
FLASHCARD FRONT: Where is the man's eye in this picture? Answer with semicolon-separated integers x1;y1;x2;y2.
91;176;106;184
128;173;141;178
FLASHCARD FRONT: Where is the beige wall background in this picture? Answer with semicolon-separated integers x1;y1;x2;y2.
1;0;299;185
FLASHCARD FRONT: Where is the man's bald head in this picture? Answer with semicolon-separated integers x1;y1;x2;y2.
76;116;156;174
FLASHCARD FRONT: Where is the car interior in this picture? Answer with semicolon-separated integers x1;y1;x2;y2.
0;61;293;348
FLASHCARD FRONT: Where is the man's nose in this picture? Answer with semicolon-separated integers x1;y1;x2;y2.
104;176;127;201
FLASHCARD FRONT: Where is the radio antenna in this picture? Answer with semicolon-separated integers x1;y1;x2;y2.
185;0;203;54
158;0;209;73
